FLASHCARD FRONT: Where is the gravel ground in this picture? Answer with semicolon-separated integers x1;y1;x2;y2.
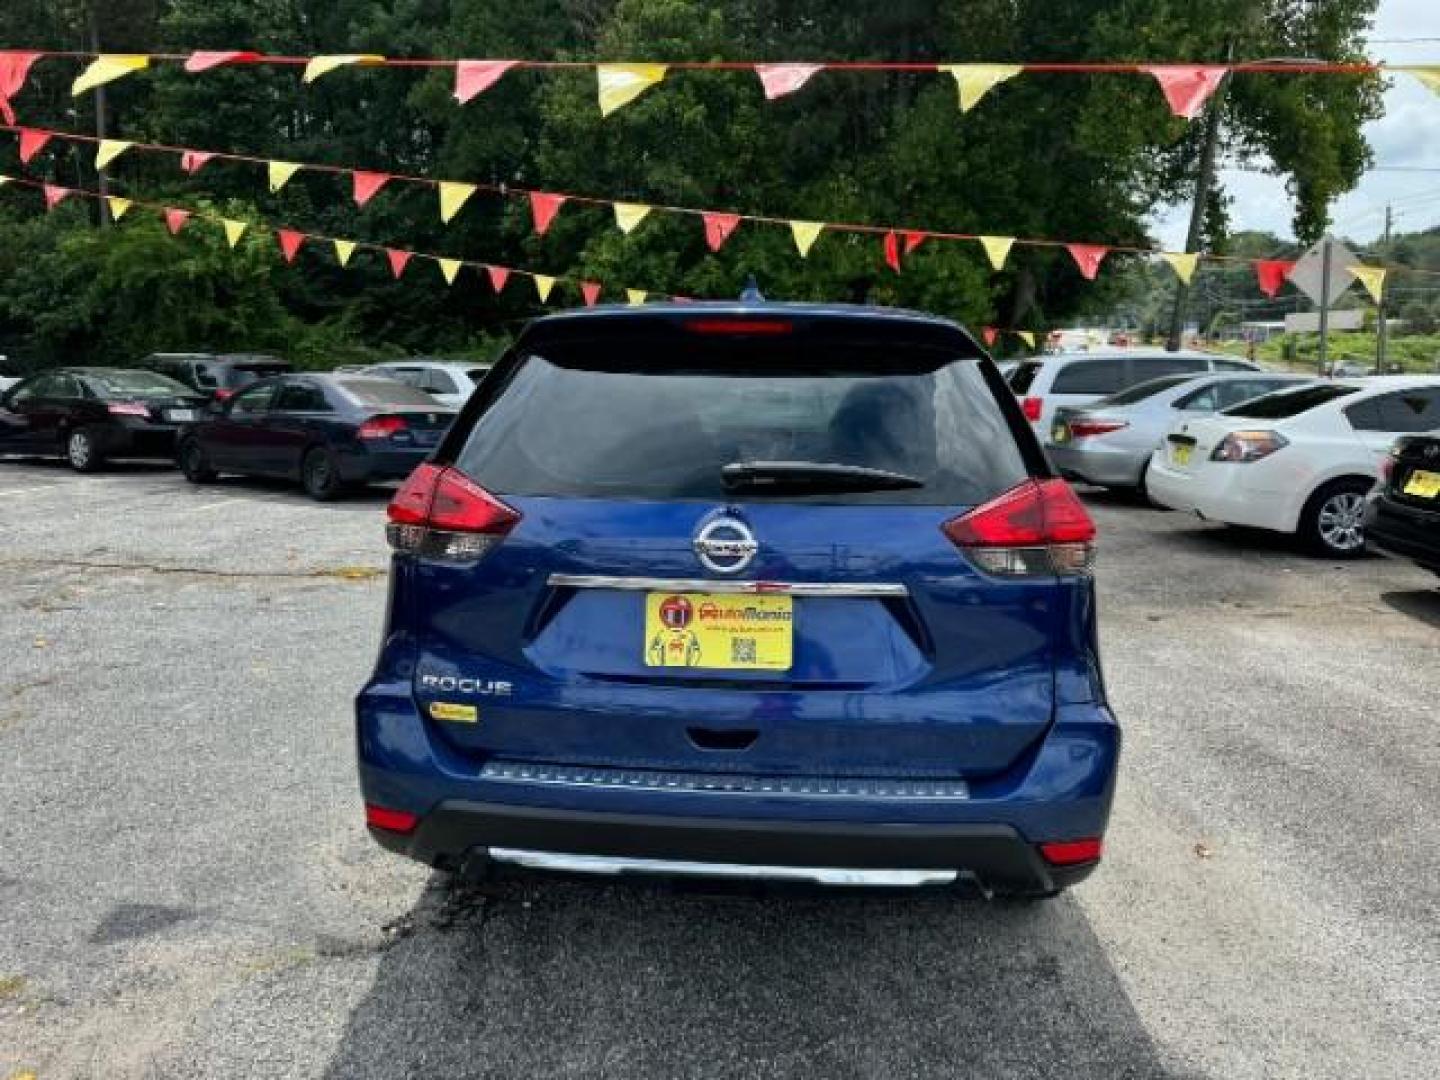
0;460;1435;1079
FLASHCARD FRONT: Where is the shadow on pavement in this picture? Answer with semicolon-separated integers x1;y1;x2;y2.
1381;588;1440;629
322;873;1170;1079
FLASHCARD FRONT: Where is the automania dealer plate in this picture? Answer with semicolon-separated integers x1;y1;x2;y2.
644;592;793;671
1403;469;1440;499
1171;443;1193;467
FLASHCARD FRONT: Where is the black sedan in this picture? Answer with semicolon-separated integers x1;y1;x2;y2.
177;374;455;500
0;368;208;471
1366;431;1440;577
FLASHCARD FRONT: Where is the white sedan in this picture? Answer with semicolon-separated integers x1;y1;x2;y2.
1147;376;1440;557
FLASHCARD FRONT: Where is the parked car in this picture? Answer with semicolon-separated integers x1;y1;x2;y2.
356;302;1120;898
1365;431;1440;576
0;367;208;471
1147;377;1440;556
177;374;455;500
139;352;292;402
0;375;17;393
360;359;490;409
1006;350;1261;437
1046;372;1314;495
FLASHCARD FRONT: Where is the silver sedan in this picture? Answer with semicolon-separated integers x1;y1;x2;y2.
1045;371;1315;494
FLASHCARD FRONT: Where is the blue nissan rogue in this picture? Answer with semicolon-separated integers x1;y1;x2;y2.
356;303;1119;897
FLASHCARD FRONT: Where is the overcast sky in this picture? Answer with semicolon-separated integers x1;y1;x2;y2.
1152;0;1440;247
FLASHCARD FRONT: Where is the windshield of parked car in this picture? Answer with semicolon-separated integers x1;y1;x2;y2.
1095;375;1195;407
85;371;195;397
1222;384;1358;419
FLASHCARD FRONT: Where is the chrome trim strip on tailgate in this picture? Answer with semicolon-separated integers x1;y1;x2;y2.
488;849;959;887
547;574;908;598
480;762;969;800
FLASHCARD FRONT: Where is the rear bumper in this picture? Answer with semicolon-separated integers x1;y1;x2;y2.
368;802;1097;893
1365;492;1440;570
1146;455;1299;533
96;422;182;459
339;445;433;483
1046;441;1148;488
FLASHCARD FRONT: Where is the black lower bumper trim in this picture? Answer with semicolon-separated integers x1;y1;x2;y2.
370;800;1094;894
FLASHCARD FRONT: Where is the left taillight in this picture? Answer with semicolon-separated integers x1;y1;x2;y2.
107;401;150;417
359;414;408;440
942;478;1096;577
385;462;520;562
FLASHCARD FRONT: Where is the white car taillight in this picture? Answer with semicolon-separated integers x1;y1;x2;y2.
1210;430;1288;463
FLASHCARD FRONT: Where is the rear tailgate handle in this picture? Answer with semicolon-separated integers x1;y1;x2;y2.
687;727;758;751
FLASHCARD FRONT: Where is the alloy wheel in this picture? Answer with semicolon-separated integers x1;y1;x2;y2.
1317;491;1366;553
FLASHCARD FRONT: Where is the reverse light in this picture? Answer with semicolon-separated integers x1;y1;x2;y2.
942;478;1096;577
365;803;419;834
1021;396;1043;422
386;463;521;562
1210;430;1288;463
358;414;409;440
106;401;150;417
1039;838;1103;866
1068;418;1129;439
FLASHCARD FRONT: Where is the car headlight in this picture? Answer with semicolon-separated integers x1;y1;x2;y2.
1210;430;1288;463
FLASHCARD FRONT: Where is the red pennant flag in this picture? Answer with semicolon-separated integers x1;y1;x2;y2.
1143;65;1228;120
702;212;742;252
1254;259;1295;298
180;150;215;175
386;248;412;279
529;192;566;236
903;231;927;256
0;51;41;125
42;183;70;210
18;127;51;164
883;230;901;273
755;63;824;100
982;327;998;347
164;208;191;235
277;229;305;263
455;59;519;104
487;265;510;293
184;50;263;73
1066;244;1109;280
352;170;391;207
581;281;602;306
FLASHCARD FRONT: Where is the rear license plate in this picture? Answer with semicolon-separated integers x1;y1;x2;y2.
1171;443;1193;467
1403;469;1440;499
644;592;793;671
165;409;196;422
1051;422;1069;444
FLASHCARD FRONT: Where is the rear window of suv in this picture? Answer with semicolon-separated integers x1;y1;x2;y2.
456;345;1030;505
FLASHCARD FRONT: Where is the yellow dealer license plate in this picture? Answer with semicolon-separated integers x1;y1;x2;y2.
1403;469;1440;499
1172;443;1193;467
644;592;793;671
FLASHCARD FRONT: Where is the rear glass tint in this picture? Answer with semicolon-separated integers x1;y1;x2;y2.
1223;384;1357;419
1007;361;1042;394
335;377;439;410
456;347;1029;505
1097;374;1194;407
1051;358;1128;395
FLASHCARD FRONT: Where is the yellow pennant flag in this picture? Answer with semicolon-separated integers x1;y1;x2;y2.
303;54;386;83
72;54;150;96
268;161;302;192
222;220;248;248
613;202;652;234
439;182;477;224
1398;66;1440;96
790;220;824;257
105;196;133;221
978;235;1014;271
1349;265;1387;303
438;257;461;285
334;240;357;267
534;274;557;302
939;64;1023;113
1162;251;1199;285
626;289;647;306
1016;331;1036;349
95;140;132;170
597;63;668;116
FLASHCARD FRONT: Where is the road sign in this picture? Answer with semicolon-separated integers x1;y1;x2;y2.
1284;310;1362;333
1288;237;1358;307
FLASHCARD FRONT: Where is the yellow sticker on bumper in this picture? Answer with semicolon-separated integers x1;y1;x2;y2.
428;701;478;723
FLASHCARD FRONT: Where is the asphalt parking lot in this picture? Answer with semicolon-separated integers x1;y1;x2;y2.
1;461;1436;1080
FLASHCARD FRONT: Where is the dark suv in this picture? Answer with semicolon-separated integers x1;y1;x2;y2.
356;304;1120;897
140;353;292;402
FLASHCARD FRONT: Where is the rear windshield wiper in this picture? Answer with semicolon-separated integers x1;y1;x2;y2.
721;460;924;494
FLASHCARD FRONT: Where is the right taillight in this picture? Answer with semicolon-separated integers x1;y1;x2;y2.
942;478;1096;577
1210;430;1288;463
1381;449;1398;484
385;463;520;562
1021;396;1043;422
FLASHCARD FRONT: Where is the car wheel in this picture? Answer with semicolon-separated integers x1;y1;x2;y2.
301;447;343;501
178;437;217;483
65;427;103;473
1300;479;1372;558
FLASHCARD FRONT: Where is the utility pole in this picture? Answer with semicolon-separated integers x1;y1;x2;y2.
1376;203;1392;375
1317;236;1332;375
87;3;112;227
1166;43;1233;352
